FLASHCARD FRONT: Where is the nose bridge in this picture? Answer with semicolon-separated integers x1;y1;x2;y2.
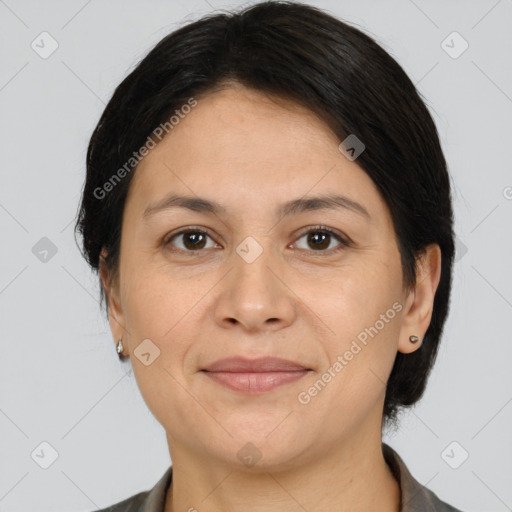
232;234;279;305
214;234;297;331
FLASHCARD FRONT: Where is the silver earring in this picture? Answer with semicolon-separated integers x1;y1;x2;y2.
409;335;420;343
116;338;124;356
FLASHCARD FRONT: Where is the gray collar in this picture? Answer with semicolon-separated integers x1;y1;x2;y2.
382;443;462;511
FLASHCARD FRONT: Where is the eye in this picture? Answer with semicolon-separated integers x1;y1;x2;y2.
292;226;349;254
164;225;350;255
164;228;218;252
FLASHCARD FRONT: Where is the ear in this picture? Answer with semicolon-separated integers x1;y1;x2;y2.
99;249;127;353
397;243;442;354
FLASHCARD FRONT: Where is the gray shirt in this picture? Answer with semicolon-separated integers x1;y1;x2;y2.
94;443;462;511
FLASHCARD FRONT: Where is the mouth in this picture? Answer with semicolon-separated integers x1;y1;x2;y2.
200;357;311;394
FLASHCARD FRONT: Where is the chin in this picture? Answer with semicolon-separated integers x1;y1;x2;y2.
217;440;310;474
201;413;315;471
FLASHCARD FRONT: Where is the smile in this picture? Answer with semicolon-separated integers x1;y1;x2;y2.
201;357;311;394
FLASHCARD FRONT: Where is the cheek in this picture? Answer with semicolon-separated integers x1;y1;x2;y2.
309;258;402;381
122;272;202;428
121;265;196;357
308;257;400;332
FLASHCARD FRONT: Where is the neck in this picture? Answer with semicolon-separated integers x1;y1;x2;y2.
164;429;400;512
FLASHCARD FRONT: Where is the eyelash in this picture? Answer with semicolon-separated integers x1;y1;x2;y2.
163;225;350;256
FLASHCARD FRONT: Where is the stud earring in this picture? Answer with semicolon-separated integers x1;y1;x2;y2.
116;338;124;357
409;335;420;343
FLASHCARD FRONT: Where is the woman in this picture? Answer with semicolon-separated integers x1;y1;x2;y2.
75;1;462;510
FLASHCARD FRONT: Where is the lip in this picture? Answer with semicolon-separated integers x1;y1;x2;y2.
201;357;311;394
203;356;309;372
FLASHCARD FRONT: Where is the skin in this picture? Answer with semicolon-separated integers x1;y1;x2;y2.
100;83;442;512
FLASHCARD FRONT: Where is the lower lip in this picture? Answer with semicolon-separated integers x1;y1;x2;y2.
202;370;309;393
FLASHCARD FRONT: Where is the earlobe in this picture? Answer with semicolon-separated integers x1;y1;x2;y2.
398;333;423;354
397;243;442;354
99;249;126;352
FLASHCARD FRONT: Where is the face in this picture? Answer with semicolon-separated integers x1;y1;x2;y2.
102;84;427;471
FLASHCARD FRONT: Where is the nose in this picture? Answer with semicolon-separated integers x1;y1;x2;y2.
214;242;298;334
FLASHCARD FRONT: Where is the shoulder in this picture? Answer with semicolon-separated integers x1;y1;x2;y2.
88;465;173;512
382;443;464;512
409;484;464;512
94;491;148;512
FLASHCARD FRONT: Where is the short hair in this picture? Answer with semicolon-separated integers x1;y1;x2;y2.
75;0;455;427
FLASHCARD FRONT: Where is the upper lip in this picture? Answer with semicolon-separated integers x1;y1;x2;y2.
202;357;310;372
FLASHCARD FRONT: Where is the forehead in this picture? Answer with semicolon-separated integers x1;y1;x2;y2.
144;85;342;167
125;85;387;225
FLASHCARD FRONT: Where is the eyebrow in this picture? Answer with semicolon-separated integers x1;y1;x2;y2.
142;193;371;221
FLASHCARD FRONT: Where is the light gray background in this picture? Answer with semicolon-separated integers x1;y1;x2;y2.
1;0;511;511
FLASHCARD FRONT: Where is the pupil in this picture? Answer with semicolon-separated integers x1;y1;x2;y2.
185;232;205;250
309;232;329;250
